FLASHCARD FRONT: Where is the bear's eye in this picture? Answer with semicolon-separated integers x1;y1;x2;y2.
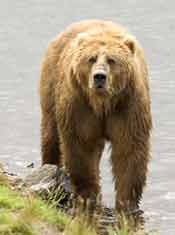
88;56;97;64
107;57;116;65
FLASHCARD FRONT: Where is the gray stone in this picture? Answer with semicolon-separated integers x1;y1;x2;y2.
22;164;74;207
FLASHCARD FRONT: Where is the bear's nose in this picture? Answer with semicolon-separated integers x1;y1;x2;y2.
93;72;107;87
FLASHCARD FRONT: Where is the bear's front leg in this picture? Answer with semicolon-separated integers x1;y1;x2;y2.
60;134;104;202
108;104;152;213
110;133;150;213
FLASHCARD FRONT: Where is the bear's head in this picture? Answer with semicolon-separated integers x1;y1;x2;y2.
64;29;140;114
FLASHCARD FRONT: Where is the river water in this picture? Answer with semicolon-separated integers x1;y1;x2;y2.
0;1;175;234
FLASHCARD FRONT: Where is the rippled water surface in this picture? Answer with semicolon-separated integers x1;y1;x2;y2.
1;1;175;234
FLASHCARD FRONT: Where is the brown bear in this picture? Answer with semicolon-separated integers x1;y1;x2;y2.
39;20;152;212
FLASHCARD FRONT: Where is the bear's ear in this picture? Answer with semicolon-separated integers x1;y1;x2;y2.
123;35;136;55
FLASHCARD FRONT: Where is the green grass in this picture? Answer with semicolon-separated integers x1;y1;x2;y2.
63;215;97;235
0;185;25;209
108;215;134;235
0;184;70;235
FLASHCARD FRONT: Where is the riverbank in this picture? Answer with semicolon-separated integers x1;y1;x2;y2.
0;164;101;235
0;164;146;235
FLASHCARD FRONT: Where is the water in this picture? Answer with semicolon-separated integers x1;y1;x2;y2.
0;1;175;234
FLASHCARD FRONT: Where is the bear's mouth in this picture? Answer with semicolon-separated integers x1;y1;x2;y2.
93;73;107;93
94;85;107;94
96;84;103;89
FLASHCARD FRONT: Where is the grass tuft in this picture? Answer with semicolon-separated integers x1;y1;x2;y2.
63;215;97;235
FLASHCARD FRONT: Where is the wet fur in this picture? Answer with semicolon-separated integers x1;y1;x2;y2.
39;20;152;211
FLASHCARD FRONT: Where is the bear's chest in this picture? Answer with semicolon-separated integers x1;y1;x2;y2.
74;108;104;143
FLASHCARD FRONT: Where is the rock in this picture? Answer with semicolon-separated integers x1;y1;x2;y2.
0;167;23;188
24;164;59;187
0;164;74;208
22;164;74;208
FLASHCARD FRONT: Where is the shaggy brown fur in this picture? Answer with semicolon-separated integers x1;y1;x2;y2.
39;20;152;211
